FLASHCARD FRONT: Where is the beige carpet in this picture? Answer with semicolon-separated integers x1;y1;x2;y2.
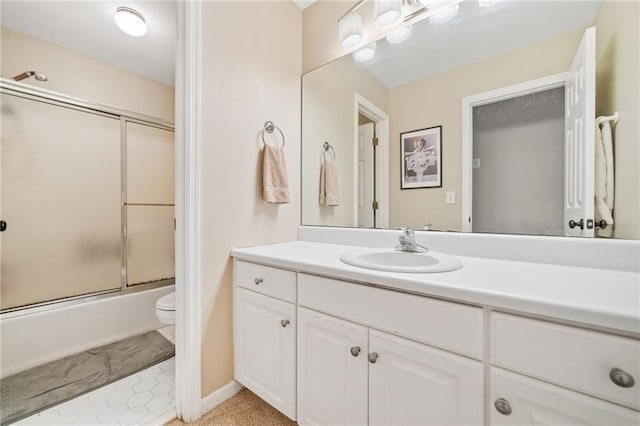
167;388;296;425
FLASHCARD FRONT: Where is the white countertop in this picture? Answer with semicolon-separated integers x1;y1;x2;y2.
231;241;640;335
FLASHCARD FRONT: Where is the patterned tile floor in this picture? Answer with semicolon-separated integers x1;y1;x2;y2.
14;327;176;426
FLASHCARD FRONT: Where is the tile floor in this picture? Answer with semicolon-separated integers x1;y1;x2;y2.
14;327;176;426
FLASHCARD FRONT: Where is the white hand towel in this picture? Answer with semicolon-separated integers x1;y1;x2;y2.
319;159;339;206
263;144;290;204
595;120;614;224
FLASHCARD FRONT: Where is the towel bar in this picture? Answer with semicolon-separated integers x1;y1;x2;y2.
261;120;285;147
596;112;619;126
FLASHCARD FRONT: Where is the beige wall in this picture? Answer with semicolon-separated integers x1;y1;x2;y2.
302;56;388;227
595;1;640;239
0;26;174;123
388;28;585;230
199;1;302;396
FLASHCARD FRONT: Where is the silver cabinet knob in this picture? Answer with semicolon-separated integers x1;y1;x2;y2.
254;278;263;285
350;346;361;357
280;319;290;328
368;352;379;364
494;398;512;416
610;368;635;388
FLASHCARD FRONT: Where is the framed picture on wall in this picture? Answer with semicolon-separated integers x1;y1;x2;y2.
400;126;442;189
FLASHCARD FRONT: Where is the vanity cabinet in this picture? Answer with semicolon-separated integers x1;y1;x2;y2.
233;258;640;426
297;307;368;425
233;263;296;420
296;307;484;426
490;368;640;425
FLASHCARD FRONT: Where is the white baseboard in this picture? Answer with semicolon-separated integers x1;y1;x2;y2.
201;380;244;415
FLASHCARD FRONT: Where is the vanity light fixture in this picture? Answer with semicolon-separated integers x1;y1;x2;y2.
374;0;403;27
386;25;413;44
353;42;377;63
114;6;147;37
338;13;363;48
337;0;427;50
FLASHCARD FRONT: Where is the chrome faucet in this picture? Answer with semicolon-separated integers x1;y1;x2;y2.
396;227;429;253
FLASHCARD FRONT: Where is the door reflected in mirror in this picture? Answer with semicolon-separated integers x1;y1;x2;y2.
301;0;639;239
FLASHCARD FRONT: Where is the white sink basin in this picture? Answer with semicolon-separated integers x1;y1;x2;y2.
340;249;462;273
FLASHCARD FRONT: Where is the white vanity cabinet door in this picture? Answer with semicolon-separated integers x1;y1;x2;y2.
297;307;368;426
234;288;296;420
491;367;640;426
369;330;484;426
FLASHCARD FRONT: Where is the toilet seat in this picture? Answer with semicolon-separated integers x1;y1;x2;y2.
156;292;175;311
156;292;175;325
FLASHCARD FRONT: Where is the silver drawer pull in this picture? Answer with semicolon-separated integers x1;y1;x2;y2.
610;368;635;388
280;319;290;328
350;346;361;357
254;278;263;285
494;398;512;416
368;352;379;364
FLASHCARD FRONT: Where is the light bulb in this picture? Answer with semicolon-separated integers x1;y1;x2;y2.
374;0;403;27
386;25;412;44
429;3;460;24
353;43;376;63
338;13;363;49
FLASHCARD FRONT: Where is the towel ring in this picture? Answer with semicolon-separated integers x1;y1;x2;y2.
322;141;336;160
261;121;285;147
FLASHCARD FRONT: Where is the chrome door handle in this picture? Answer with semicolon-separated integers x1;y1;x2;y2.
610;368;635;388
280;319;290;328
254;278;263;285
494;398;512;416
368;352;379;364
350;346;361;357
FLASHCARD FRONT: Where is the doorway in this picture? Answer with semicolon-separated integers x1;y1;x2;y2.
354;94;390;229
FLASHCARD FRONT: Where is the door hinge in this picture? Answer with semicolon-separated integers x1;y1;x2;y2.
372;137;379;147
372;201;379;210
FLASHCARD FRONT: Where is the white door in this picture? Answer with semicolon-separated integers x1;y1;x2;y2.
491;367;640;425
358;122;375;228
369;329;484;426
234;288;296;420
297;307;368;426
564;26;596;237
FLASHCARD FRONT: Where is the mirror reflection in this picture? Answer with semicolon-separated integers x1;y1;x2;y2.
302;0;639;239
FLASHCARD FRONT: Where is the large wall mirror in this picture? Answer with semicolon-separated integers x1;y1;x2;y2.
301;0;639;240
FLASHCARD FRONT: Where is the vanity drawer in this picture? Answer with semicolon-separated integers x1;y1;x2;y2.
298;273;484;359
491;312;640;410
234;260;296;304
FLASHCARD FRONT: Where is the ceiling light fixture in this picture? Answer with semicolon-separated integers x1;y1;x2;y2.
114;6;147;37
353;43;377;63
338;13;363;49
374;0;403;27
386;25;412;44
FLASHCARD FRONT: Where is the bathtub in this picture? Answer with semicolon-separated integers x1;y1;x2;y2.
0;285;174;378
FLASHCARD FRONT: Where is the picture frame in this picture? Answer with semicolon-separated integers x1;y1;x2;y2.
400;125;442;189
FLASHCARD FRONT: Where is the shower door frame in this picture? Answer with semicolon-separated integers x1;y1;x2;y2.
0;80;175;315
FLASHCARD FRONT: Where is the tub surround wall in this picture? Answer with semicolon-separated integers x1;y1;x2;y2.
199;1;302;398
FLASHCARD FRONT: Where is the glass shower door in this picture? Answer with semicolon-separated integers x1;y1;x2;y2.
1;93;122;310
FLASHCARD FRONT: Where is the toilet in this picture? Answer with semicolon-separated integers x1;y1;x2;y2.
155;292;176;325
